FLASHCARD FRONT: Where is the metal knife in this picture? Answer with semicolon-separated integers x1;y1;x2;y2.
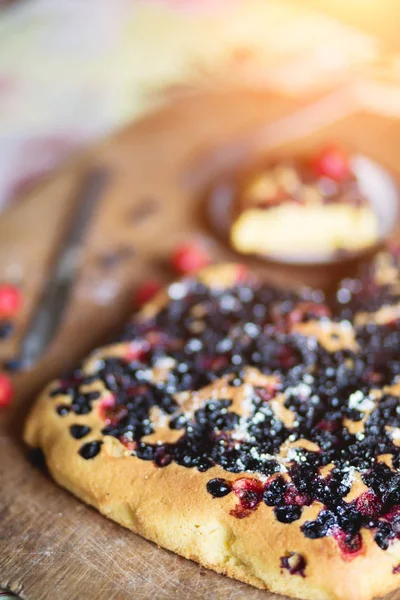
18;167;109;367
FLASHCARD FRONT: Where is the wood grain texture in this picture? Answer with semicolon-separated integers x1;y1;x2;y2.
1;87;400;600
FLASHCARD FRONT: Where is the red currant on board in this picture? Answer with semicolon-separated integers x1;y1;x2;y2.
311;144;351;182
235;264;249;283
135;280;162;307
170;243;210;275
0;284;22;317
0;373;13;408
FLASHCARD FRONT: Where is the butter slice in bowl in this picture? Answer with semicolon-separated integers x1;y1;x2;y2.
230;145;393;264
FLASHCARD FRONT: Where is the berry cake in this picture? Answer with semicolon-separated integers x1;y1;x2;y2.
231;145;379;259
24;254;400;600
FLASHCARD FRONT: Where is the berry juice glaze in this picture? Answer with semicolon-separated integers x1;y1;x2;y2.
51;250;400;565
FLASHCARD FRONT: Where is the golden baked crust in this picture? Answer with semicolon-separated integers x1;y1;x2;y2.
25;257;400;600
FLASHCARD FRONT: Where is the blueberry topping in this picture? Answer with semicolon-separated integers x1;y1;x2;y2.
206;478;231;498
79;441;102;460
393;563;400;574
50;252;400;552
70;424;91;439
275;505;302;524
264;477;287;506
302;510;336;539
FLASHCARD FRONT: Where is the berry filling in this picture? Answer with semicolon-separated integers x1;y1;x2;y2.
229;477;264;518
311;144;351;182
170;243;210;275
332;528;363;558
280;552;306;577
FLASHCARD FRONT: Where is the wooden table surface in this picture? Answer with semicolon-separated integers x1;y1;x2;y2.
2;86;400;600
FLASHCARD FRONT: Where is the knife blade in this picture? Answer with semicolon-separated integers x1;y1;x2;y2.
19;167;109;367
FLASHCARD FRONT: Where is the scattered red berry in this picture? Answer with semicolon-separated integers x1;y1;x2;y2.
99;395;127;425
355;490;383;518
124;341;147;362
332;528;362;558
311;144;351;182
134;280;162;307
0;284;22;317
170;242;210;275
230;477;264;519
235;264;249;283
284;484;310;507
232;477;264;509
0;374;13;408
257;384;277;403
119;435;137;452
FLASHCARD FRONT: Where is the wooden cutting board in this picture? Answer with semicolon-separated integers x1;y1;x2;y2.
2;87;400;600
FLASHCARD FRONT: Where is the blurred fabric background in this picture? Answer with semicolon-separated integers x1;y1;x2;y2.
1;0;400;212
